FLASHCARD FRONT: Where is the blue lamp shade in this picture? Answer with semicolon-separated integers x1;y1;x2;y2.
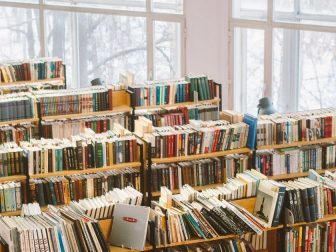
258;97;276;115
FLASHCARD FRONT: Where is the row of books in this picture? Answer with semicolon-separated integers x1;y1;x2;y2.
0;57;64;83
138;119;249;158
151;155;249;192
0;181;22;213
0;207;108;252
22;127;139;175
29;168;140;206
34;86;114;117
136;103;219;127
69;186;143;220
257;108;336;146
255;144;336;176
282;222;336;252
0;123;37;144
41;113;126;139
0;93;35;121
149;186;264;247
128;75;217;107
0;143;24;177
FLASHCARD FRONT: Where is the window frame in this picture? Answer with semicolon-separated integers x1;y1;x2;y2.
0;0;186;87
229;0;336;113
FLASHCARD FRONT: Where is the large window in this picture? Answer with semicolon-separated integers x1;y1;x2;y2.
0;0;185;87
230;0;336;115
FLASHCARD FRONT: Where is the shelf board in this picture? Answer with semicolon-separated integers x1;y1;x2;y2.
286;214;336;227
257;137;336;150
152;183;225;197
0;210;21;216
29;162;141;179
0;77;65;87
0;175;27;183
268;167;336;181
41;105;132;120
151;148;251;164
0;117;39;126
134;97;221;110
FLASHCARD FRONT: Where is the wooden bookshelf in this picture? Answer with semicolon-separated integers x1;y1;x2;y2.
0;175;27;183
0;210;22;216
0;77;65;87
134;97;221;110
151;148;251;164
257;137;336;150
29;162;141;179
268;167;336;181
0;117;39;126
286;213;336;227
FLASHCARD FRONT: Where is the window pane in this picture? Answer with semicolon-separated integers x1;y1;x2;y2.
0;6;40;61
232;0;267;20
152;0;183;14
274;0;294;13
76;13;146;86
45;0;146;11
299;31;336;110
45;10;74;87
0;0;38;3
154;21;181;80
234;28;265;115
301;0;336;16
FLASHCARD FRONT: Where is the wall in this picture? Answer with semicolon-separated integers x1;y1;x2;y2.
185;0;229;108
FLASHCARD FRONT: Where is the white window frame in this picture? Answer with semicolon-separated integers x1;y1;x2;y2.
0;0;186;86
228;0;336;113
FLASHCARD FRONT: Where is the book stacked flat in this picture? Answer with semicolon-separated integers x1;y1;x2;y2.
149;186;263;247
282;221;335;252
141;119;249;158
0;181;22;213
0;143;25;177
69;186;143;220
0;123;37;144
257;108;336;147
21;127;139;175
29;168;140;206
255;144;335;176
0;57;64;83
0;206;109;252
41;113;126;139
151;155;249;193
34;86;114;117
0;93;35;121
136;103;219;127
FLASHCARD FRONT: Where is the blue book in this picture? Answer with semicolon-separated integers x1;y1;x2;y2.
243;114;258;149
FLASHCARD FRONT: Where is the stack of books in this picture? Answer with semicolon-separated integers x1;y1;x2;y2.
41;113;127;138
257;108;336;147
0;123;37;144
136;103;219;127
29;168;140;206
282;222;335;252
0;93;35;121
0;181;22;213
138;119;249;158
69;186;143;220
0;142;24;177
21;127;139;175
255;144;336;176
34;86;114;117
0;206;108;252
149;186;263;247
128;75;217;107
151;155;249;192
0;57;64;83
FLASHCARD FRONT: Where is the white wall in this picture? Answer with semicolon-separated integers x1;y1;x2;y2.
185;0;229;108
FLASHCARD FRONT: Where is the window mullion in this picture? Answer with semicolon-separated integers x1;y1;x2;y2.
147;0;154;80
264;0;273;97
39;0;46;57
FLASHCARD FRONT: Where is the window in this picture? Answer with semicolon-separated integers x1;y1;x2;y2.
230;0;336;115
0;1;185;88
